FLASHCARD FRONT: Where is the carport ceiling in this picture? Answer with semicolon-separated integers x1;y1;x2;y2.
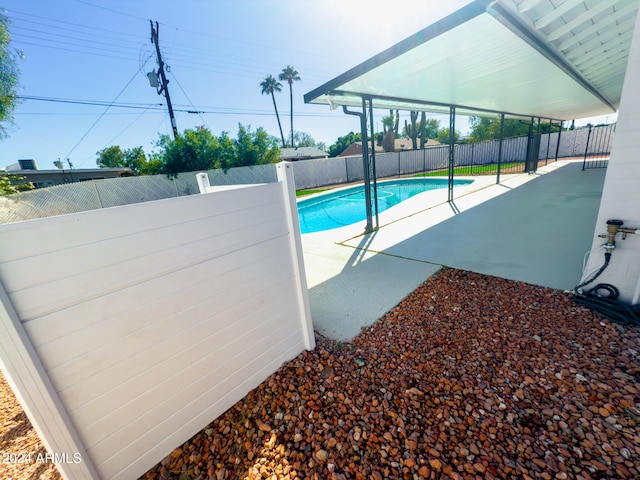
304;0;639;121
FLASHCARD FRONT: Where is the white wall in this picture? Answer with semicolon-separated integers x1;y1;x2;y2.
584;10;640;302
0;163;314;479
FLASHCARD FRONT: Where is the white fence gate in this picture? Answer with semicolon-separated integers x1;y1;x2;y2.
0;162;314;479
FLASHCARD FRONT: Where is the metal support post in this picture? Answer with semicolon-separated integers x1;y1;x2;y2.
555;121;562;162
367;98;379;229
342;104;374;233
448;107;456;202
497;113;505;184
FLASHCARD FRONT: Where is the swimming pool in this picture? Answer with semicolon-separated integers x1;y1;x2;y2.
298;178;473;233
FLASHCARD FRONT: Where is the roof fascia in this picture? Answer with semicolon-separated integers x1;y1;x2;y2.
303;0;491;104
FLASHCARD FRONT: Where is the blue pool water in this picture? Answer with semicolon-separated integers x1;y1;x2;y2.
298;178;473;233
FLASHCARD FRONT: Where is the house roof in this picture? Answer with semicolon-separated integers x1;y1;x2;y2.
280;147;328;160
304;0;639;121
338;138;441;156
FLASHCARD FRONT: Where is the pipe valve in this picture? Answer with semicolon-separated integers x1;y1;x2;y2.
598;219;637;251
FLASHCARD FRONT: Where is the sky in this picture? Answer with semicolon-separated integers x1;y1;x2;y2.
1;0;617;171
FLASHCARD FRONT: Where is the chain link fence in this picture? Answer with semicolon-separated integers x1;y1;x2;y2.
0;164;277;224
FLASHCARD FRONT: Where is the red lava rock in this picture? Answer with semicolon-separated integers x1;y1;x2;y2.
473;462;487;473
403;458;416;468
137;269;640;480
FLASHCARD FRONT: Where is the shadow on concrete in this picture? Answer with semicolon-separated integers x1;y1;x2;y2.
307;162;606;340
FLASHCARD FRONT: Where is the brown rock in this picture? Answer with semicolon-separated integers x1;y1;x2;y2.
473;463;486;473
315;449;328;462
256;420;272;432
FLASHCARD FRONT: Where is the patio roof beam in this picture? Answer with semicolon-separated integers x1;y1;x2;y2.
556;4;637;51
546;1;615;42
534;0;583;30
517;0;544;14
326;90;567;124
487;1;618;112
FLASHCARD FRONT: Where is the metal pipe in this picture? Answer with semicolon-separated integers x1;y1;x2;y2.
448;106;455;202
497;113;505;184
367;98;379;229
343;105;374;233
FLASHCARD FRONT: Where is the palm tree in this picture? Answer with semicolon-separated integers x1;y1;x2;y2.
278;65;301;148
260;75;286;147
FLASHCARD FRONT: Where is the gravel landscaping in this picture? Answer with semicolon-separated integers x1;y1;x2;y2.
140;268;640;480
0;374;61;480
2;268;639;479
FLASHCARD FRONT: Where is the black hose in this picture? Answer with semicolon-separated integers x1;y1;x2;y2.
572;251;640;326
573;284;640;326
574;251;611;292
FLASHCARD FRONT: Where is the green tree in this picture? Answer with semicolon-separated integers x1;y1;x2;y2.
0;12;23;139
96;145;125;169
278;65;301;148
291;131;324;150
327;132;362;157
123;147;148;175
232;124;280;167
96;145;150;175
260;75;286;147
0;170;33;195
155;126;226;177
153;124;279;176
437;127;460;144
422;118;440;140
468;116;559;142
139;155;163;176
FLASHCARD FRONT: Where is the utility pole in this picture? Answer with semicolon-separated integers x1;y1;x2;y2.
150;20;178;139
66;158;74;183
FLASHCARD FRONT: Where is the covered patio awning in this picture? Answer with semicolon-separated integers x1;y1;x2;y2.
304;0;639;121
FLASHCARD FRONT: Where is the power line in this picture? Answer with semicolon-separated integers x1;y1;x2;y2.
15;94;346;117
61;68;141;162
169;71;209;130
17;95;163;109
7;6;333;78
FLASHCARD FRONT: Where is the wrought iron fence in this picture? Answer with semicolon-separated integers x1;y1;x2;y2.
581;123;615;170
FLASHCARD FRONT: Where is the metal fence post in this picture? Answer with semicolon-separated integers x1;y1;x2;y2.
582;123;593;171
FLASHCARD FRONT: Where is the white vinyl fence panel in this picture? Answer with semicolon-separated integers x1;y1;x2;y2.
0;163;313;480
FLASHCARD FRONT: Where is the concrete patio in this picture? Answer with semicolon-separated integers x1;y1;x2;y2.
301;160;607;340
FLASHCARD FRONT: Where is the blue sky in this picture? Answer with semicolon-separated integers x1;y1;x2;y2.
2;0;615;170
